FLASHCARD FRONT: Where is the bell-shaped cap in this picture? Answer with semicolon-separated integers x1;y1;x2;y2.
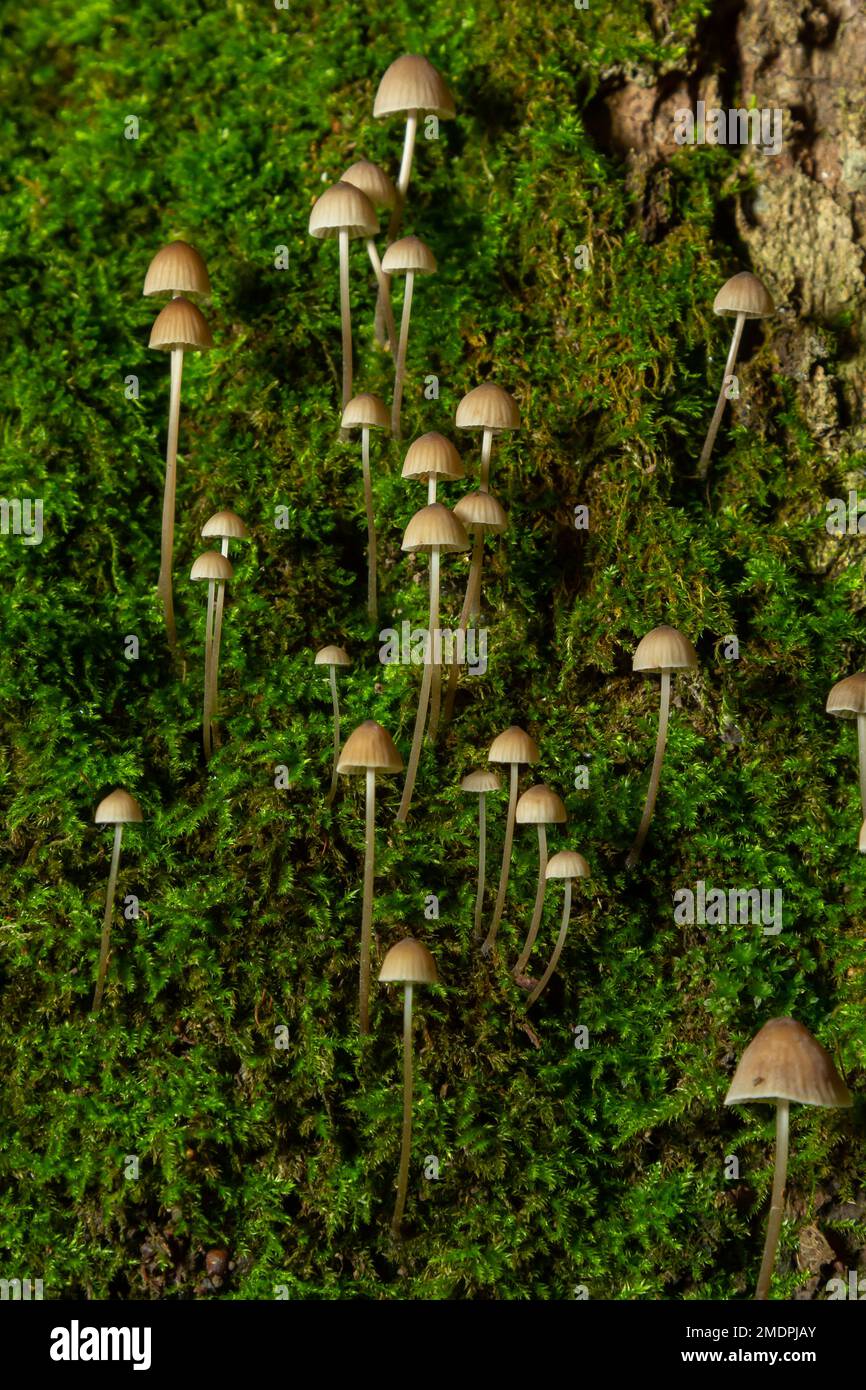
95;788;143;824
633;625;698;673
341;159;397;210
373;55;455;120
309;182;378;240
453;490;507;534
337;720;403;774
461;768;502;794
379;936;439;985
713;271;774;319
315;644;351;668
190;551;233;582
725;1018;852;1108
341;393;390;432
456;383;520;432
516;783;567;825
382;235;436;276
826;673;866;718
402;432;464;482
488;725;539;766
149;296;214;351
143;240;211;298
202;509;248;541
546;849;590;880
402;502;469;554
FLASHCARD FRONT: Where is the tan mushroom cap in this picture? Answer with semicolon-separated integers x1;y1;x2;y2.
461;768;502;794
190;551;234;582
516;783;567;825
488;725;540;766
373;54;455;120
379;936;439;985
724;1018;852;1108
382;235;437;276
826;673;866;717
149;296;214;351
633;625;698;673
341;160;397;210
546;849;590;880
456;383;520;432
713;271;774;319
453;490;507;534
341;393;390;432
315;644;351;668
143;240;211;298
202;510;249;541
337;720;403;774
402;432;464;482
401;502;469;554
860;818;866;853
95;789;144;824
309;182;378;240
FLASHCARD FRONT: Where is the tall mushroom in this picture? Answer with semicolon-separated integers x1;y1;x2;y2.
396;503;469;824
455;383;520;492
826;672;866;819
724;1017;852;1300
148;295;214;649
526;850;591;1009
626;624;698;869
513;785;567;978
697;271;774;479
443;490;507;727
460;769;502;942
481;725;540;955
315;644;351;805
308;182;378;410
341;160;399;350
401;431;464;505
341;393;390;622
92;789;143;1012
190;550;233;761
337;720;404;1034
378;936;439;1238
382;236;437;440
201;510;249;749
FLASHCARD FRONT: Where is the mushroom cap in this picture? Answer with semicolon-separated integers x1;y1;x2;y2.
148;296;214;351
190;550;234;582
633;624;698;673
402;432;464;482
382;235;437;276
455;383;520;432
373;54;455;120
378;936;440;985
401;502;470;554
337;720;403;774
724;1017;852;1108
826;673;866;717
341;393;390;432
309;182;378;240
201;509;249;541
860;818;866;853
546;849;590;880
713;271;774;319
488;725;540;766
315;644;351;668
453;489;508;534
516;783;567;825
460;768;502;794
95;788;144;825
143;240;211;298
341;159;397;210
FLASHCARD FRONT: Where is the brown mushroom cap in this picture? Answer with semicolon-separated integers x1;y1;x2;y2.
378;936;440;985
488;725;540;766
202;510;249;541
713;271;774;319
455;383;520;432
315;644;351;668
373;54;455;120
143;240;211;298
190;551;234;582
95;789;144;824
341;393;390;432
309;182;378;240
460;768;502;794
546;849;590;880
453;490;507;534
382;235;437;276
402;432;464;482
633;625;698;673
401;502;469;554
516;783;567;825
341;159;397;210
826;673;866;717
149;296;214;351
724;1017;852;1107
337;720;403;774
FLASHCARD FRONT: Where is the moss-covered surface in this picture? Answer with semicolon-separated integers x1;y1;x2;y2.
0;0;863;1300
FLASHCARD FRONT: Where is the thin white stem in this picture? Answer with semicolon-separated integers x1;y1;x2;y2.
158;347;184;649
366;239;397;351
208;580;226;753
480;429;493;492
339;228;352;409
391;271;414;440
362;427;377;622
527;879;573;1009
698;311;745;478
442;532;483;727
396;548;438;823
325;665;340;806
858;714;866;819
391;983;414;1237
359;768;376;1034
376;113;417;345
755;1100;790;1300
483;763;519;954
211;538;230;750
202;580;217;761
626;671;671;869
473;795;487;941
515;825;548;976
92;825;123;1012
427;476;437;505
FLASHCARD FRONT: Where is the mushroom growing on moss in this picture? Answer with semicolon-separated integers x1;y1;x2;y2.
698;271;774;479
315;644;351;805
341;160;399;350
460;769;502;942
482;725;540;955
382;236;437;440
341;393;390;622
309;182;378;410
826;672;866;819
92;789;143;1012
401;432;464;505
626;624;698;868
201;510;248;750
526;850;591;1009
190;550;233;760
513;785;567;978
442;489;508;729
455;383;520;492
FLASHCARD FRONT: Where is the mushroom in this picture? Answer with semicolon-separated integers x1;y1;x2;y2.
382;236;437;440
378;936;439;1238
513;785;567;978
526;850;591;1009
315;644;351;805
442;490;508;727
341;393;390;621
190;551;234;761
626;624;698;869
396;504;469;823
481;725;540;955
697;271;774;479
826;673;866;819
401;431;464;505
308;182;378;410
455;383;520;493
724;1017;852;1300
460;769;502;942
147;295;214;649
92;789;143;1012
201;510;249;749
341;160;399;350
337;720;404;1034
860;818;866;853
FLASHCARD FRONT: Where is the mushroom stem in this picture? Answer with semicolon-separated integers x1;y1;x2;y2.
698;310;746;479
396;546;438;823
157;346;184;650
755;1100;790;1301
479;428;493;492
858;713;866;819
626;670;671;869
92;824;123;1012
390;269;415;440
391;111;419;235
473;793;488;941
514;824;548;976
208;579;227;754
361;426;377;622
482;762;519;954
391;981;414;1237
325;665;341;807
442;533;484;726
202;579;216;761
359;766;376;1034
210;538;230;751
366;239;397;351
527;878;573;1009
427;476;437;505
338;227;353;410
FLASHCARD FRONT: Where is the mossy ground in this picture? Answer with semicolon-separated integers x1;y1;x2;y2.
0;0;863;1300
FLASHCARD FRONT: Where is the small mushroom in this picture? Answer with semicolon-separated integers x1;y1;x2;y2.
626;625;698;869
378;936;439;1238
460;769;502;941
143;240;211;299
341;160;399;350
315;644;351;805
724;1017;852;1300
190;551;234;761
309;182;378;410
513;785;567;977
526;850;590;1009
826;672;866;819
401;432;464;505
201;510;249;749
455;383;520;492
92;789;143;1012
443;490;508;727
482;725;540;954
382;236;437;440
698;271;774;479
341;394;390;621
